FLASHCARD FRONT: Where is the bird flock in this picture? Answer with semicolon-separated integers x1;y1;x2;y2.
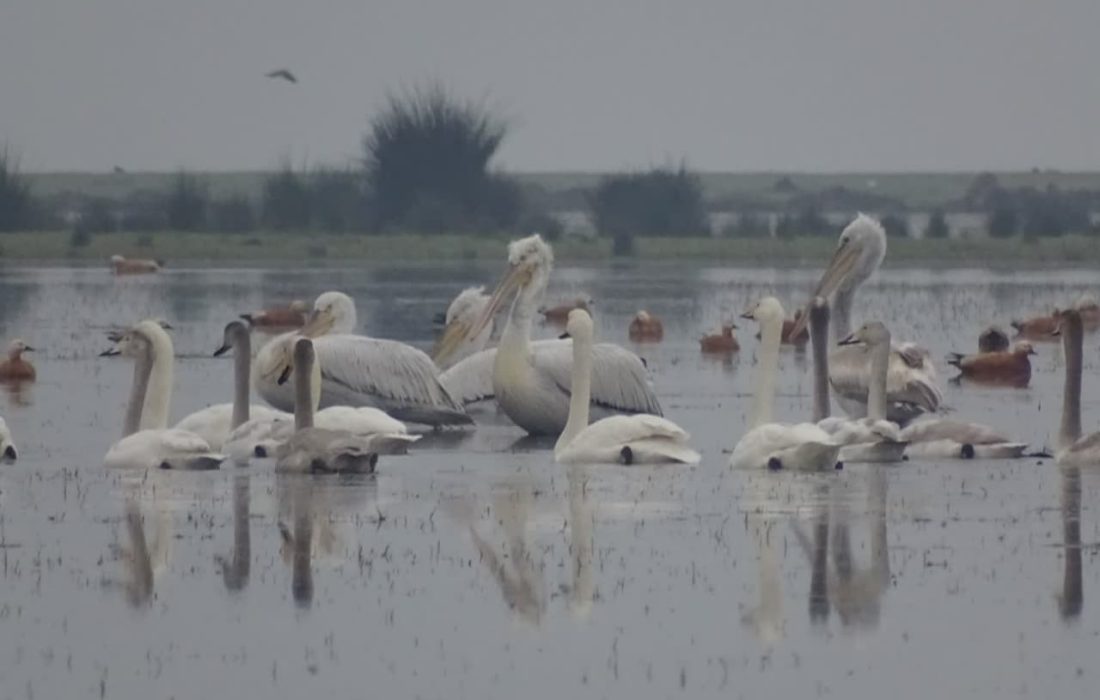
2;214;1097;472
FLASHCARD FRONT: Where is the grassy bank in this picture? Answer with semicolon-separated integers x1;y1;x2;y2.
0;231;1098;266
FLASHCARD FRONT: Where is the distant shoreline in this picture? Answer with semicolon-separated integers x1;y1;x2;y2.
1;231;1098;266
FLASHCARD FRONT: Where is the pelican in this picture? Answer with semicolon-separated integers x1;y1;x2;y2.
789;214;942;425
0;340;35;380
947;342;1035;385
212;321;293;463
0;417;15;461
1055;310;1100;466
700;323;739;353
109;255;162;275
240;300;307;332
274;338;385;473
811;303;906;463
253;291;471;427
554;310;699;465
433;235;661;436
729;297;842;471
102;321;224;470
433;286;494;370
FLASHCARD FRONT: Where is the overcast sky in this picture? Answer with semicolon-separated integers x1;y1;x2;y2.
3;0;1099;172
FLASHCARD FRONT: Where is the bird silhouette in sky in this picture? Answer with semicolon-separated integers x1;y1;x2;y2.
265;69;297;84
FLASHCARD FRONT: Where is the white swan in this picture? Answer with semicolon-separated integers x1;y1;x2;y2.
729;298;842;471
254;291;471;427
212;320;293;463
1055;310;1100;466
809;301;907;463
102;320;224;470
433;234;661;435
789;214;942;425
0;417;15;461
554;310;699;465
434;286;494;370
275;338;393;473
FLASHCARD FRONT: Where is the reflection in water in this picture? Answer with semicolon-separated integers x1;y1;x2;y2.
290;479;314;608
1;379;33;407
742;517;785;647
828;470;890;630
216;474;251;593
1058;467;1083;620
109;498;172;609
566;465;594;619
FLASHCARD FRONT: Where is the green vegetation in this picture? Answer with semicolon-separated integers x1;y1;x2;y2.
2;230;1100;266
590;166;708;254
0;148;35;231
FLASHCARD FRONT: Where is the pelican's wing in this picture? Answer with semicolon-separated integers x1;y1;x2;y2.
830;344;942;417
438;348;497;405
534;340;663;416
314;335;470;425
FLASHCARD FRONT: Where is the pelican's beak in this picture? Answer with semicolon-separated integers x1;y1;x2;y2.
99;347;121;357
299;308;333;338
433;262;532;365
837;332;861;346
213;343;231;357
277;363;293;385
789;242;863;339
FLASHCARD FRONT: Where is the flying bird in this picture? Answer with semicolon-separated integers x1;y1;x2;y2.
265;69;297;84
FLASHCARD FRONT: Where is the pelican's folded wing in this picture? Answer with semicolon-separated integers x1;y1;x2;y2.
438;348;497;405
534;340;663;416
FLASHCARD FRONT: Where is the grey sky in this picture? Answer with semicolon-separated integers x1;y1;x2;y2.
3;0;1099;172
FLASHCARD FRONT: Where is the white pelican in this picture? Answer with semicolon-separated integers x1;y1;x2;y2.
433;286;494;370
554;310;699;465
433;234;661;436
275;338;387;473
729;297;841;471
0;417;15;461
102;320;224;470
254;291;471;427
1055;310;1100;466
789;214;942;425
809;301;906;463
212;320;293;464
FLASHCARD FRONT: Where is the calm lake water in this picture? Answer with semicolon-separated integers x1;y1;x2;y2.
0;261;1098;699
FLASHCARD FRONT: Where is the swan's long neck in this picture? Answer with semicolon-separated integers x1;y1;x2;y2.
832;285;856;344
751;315;783;429
122;344;153;437
294;350;315;431
809;302;831;422
141;330;175;430
1060;315;1083;448
232;334;251;429
867;337;891;422
556;330;593;454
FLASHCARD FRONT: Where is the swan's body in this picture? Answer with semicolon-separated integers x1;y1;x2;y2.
253;292;470;427
730;297;841;471
102;320;223;470
275;338;397;473
175;403;284;451
791;214;942;425
0;340;35;381
434;286;494;370
809;304;906;464
0;417;16;461
433;235;661;436
1055;310;1100;466
554;310;698;465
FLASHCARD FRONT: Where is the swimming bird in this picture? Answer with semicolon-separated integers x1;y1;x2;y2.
0;340;35;381
265;68;297;83
433;235;661;436
811;303;907;463
788;214;942;425
1010;313;1059;341
555;310;699;465
240;300;307;332
101;321;224;470
1055;309;1100;466
756;310;810;346
433;286;495;370
539;295;592;326
109;255;162;275
977;326;1010;353
700;324;739;353
729;297;841;471
274;338;383;474
253;291;471;427
628;310;664;342
947;342;1035;385
0;417;16;461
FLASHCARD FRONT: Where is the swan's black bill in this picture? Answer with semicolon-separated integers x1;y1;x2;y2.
99;348;121;357
213;343;231;357
558;331;571;339
838;334;860;346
